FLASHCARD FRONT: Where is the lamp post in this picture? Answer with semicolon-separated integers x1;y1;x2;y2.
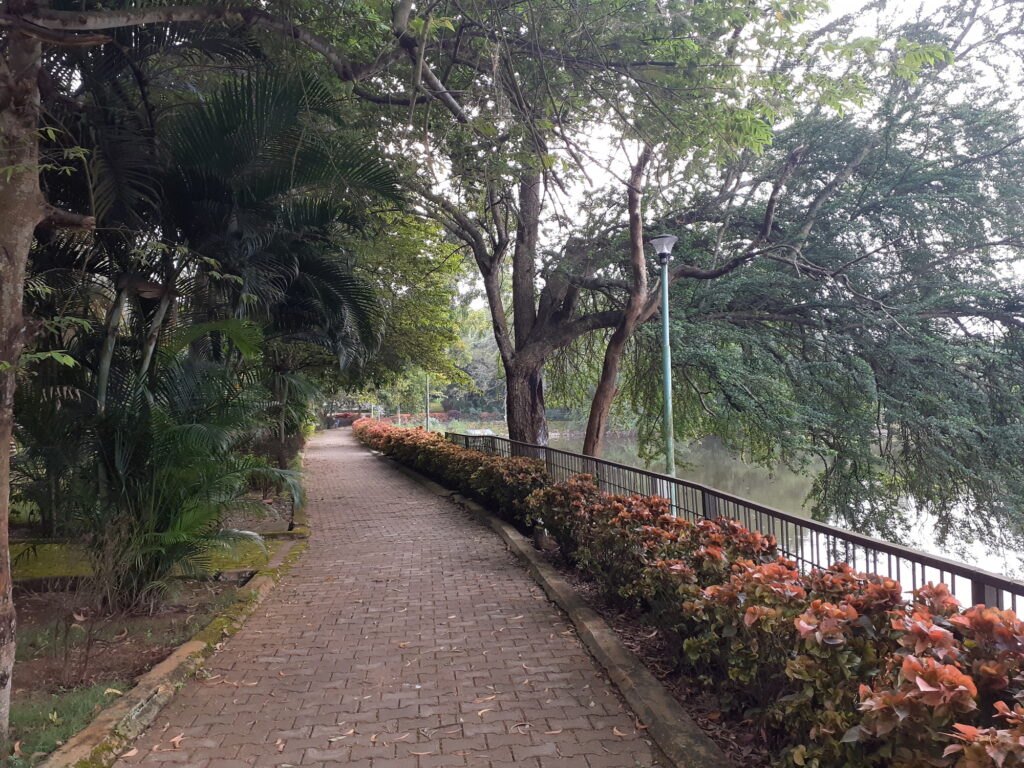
424;373;430;431
649;234;678;478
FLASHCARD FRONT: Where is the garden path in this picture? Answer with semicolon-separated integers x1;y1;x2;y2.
115;428;662;768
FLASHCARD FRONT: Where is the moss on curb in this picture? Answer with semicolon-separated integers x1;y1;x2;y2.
42;538;309;768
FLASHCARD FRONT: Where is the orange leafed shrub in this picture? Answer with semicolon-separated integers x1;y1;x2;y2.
352;419;1024;767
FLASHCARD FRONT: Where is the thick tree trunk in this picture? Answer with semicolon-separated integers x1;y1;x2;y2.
0;7;46;737
505;356;548;446
501;173;550;446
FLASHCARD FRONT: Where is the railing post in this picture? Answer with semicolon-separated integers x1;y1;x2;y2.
972;579;999;608
702;489;720;520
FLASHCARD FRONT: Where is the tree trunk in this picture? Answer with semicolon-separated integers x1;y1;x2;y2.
502;173;549;446
505;356;548;446
0;7;46;737
581;323;632;457
581;147;652;458
138;289;172;381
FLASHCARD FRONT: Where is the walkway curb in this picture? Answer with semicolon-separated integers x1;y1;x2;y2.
40;538;308;768
381;456;731;768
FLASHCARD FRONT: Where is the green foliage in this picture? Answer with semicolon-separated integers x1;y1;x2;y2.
15;33;432;618
9;680;128;764
559;3;1024;550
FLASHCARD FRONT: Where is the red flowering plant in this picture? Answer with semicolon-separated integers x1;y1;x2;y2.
850;655;981;766
947;605;1024;719
572;493;676;603
686;559;808;709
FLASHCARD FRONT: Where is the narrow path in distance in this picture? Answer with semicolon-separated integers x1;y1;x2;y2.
116;428;661;768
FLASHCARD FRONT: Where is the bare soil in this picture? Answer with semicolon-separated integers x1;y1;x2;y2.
13;582;238;695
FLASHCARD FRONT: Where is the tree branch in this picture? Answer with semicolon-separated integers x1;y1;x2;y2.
39;205;95;230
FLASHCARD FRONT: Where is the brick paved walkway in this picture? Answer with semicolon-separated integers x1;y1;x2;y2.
117;429;661;768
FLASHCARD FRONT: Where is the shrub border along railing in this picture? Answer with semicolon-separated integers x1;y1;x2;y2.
358;421;1024;768
355;419;1024;767
446;432;1024;614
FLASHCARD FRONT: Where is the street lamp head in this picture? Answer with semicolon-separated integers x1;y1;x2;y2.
649;233;678;265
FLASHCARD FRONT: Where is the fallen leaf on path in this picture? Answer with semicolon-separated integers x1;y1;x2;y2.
104;688;122;696
169;734;186;749
275;738;285;753
544;730;563;735
120;748;138;758
473;695;496;703
411;751;434;756
612;727;629;737
398;642;411;648
477;709;494;718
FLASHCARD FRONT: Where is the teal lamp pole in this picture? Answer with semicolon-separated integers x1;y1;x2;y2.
649;234;678;478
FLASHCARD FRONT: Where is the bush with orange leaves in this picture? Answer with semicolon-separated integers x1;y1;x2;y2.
352;419;546;531
352;421;1024;768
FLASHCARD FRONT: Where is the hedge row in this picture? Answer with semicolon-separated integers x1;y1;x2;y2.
353;419;1024;768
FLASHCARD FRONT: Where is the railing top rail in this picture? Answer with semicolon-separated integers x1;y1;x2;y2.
445;431;1024;597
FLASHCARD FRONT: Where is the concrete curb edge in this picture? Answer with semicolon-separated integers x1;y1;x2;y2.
40;538;309;768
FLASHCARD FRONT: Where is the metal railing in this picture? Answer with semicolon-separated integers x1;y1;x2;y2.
445;432;1024;613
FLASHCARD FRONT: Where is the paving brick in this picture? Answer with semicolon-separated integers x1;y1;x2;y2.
112;430;662;767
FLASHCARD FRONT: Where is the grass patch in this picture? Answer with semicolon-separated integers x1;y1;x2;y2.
9;680;127;764
204;538;281;571
11;539;281;582
11;544;90;581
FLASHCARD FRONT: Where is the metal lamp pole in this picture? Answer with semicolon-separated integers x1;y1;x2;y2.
649;234;678;477
424;373;430;431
